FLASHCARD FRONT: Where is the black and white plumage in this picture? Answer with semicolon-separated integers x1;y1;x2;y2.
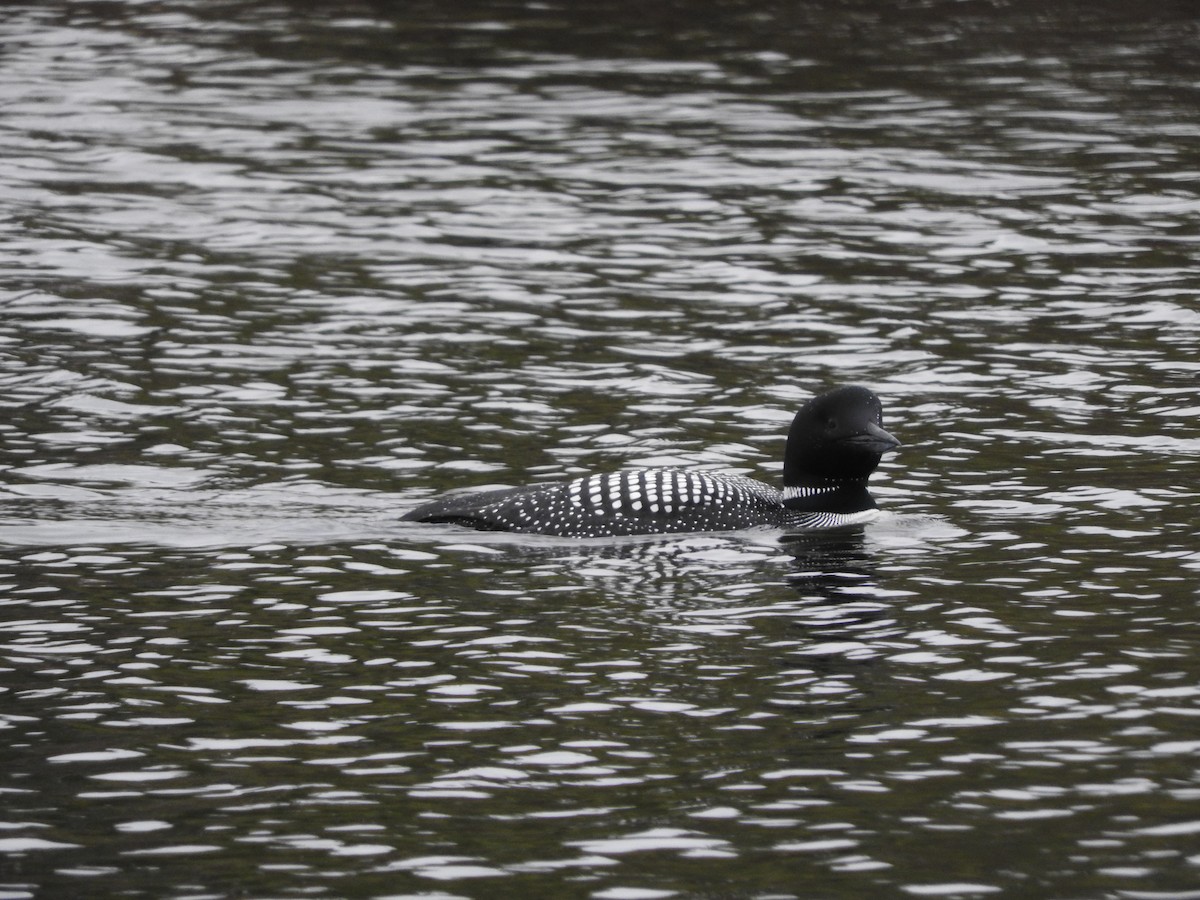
403;385;900;539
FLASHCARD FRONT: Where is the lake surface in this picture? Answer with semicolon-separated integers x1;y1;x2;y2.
2;1;1199;897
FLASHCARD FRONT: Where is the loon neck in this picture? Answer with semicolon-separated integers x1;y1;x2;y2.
781;481;876;514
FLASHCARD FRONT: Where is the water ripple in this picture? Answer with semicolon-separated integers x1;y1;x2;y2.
3;1;1200;898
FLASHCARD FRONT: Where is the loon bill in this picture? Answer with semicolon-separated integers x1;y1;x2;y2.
403;384;900;538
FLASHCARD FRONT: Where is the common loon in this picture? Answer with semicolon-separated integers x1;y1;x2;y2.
403;385;900;538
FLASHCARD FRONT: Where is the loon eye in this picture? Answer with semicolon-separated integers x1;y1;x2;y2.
824;416;837;430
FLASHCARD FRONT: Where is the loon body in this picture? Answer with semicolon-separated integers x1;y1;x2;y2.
403;385;899;539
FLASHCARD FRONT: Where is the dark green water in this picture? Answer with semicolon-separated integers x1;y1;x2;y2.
2;1;1199;898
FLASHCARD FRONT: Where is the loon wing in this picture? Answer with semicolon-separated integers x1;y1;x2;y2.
404;469;783;538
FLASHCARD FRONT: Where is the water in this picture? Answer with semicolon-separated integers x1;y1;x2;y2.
3;1;1200;897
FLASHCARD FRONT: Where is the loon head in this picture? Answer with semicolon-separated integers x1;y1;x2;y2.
782;385;900;489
